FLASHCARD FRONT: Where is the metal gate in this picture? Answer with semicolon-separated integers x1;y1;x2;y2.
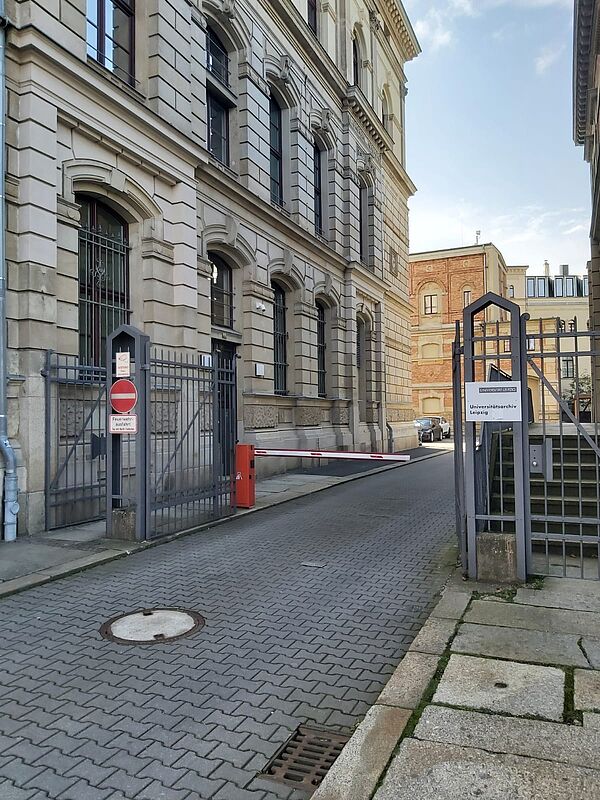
454;292;600;581
44;352;107;529
45;348;237;536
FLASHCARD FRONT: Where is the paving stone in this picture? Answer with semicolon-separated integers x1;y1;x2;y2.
452;622;589;668
408;617;457;655
0;456;455;799
466;599;600;637
581;637;600;669
575;669;600;712
430;590;472;621
376;652;440;709
373;739;600;800
515;578;600;613
583;712;600;731
312;705;411;800
415;705;600;769
433;654;565;721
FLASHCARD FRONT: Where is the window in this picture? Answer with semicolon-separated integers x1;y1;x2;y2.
307;0;317;35
508;285;514;298
207;92;229;165
359;184;369;262
566;277;575;297
314;144;324;235
210;253;233;328
537;277;547;297
272;282;288;395
526;277;535;297
526;337;536;351
562;357;575;379
584;276;590;296
77;196;130;366
206;26;229;87
357;317;367;421
86;0;135;85
381;92;389;131
269;95;283;206
463;290;471;307
352;37;361;87
424;294;438;315
316;302;326;397
554;277;564;297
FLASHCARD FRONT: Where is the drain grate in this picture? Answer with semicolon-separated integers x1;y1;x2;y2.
261;725;349;791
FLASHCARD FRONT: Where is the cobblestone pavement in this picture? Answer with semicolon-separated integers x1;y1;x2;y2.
0;454;456;800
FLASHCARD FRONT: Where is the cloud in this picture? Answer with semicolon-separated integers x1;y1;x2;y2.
408;198;591;272
415;10;454;50
535;43;565;74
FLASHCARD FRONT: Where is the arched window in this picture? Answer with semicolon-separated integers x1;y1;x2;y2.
357;316;367;421
508;285;515;298
308;0;318;35
206;26;229;86
316;301;326;397
313;143;324;235
359;183;369;263
272;281;288;395
352;37;361;87
210;253;233;328
77;195;130;366
269;95;284;206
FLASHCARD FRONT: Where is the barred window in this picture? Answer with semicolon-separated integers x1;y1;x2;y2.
207;92;229;165
270;95;283;206
86;0;135;85
316;302;326;397
308;0;317;34
206;26;229;86
272;282;288;395
77;196;130;366
314;144;324;235
210;253;233;328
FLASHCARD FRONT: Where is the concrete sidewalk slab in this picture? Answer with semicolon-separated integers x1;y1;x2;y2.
376;652;440;709
415;706;600;770
466;598;600;636
575;669;600;712
433;654;565;721
515;578;600;612
452;622;590;667
408;617;457;655
373;739;600;800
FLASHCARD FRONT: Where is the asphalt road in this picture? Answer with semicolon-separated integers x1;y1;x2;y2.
0;452;456;800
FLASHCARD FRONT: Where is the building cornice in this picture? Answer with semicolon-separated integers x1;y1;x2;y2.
344;85;393;152
378;0;421;63
573;0;596;146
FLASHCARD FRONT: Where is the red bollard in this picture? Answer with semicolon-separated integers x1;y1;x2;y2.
235;444;256;508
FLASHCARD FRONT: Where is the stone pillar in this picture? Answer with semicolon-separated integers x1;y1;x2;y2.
293;300;318;397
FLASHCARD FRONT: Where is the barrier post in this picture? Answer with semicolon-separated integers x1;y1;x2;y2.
235;444;256;508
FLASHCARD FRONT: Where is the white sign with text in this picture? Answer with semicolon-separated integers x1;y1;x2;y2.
109;414;138;434
465;381;522;422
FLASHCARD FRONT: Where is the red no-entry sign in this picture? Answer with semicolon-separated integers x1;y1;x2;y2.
110;379;138;414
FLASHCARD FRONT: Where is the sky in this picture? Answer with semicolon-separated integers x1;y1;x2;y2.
403;0;591;275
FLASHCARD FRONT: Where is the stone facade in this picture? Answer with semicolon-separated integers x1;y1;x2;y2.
4;0;419;533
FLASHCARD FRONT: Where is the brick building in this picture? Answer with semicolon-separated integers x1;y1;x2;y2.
3;0;420;534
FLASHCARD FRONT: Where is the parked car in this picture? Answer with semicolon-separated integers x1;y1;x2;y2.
414;417;443;443
428;415;451;438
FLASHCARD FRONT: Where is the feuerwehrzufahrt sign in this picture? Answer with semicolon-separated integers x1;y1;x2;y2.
465;381;522;422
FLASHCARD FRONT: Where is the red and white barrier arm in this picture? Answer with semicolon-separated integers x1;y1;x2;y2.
253;448;410;462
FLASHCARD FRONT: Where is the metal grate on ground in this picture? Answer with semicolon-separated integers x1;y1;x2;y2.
261;725;349;791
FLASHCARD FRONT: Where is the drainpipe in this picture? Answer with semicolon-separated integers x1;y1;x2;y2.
0;1;18;541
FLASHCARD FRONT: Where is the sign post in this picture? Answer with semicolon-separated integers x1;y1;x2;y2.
106;325;150;541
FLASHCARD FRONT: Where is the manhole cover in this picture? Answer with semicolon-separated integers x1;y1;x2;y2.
261;725;349;790
100;608;205;644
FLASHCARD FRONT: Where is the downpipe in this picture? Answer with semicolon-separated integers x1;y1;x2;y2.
0;2;18;541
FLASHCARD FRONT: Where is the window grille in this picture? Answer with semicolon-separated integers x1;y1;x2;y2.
210;254;233;328
86;0;135;85
316;302;326;397
314;144;323;235
77;196;130;366
206;27;230;86
207;92;229;165
270;96;284;206
273;282;288;395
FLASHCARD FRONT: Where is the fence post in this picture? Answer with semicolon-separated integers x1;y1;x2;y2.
106;325;150;541
452;322;467;574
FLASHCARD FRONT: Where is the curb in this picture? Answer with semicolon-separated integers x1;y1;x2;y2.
311;572;471;800
0;447;452;601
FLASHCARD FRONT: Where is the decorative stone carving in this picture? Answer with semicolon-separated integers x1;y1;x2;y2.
332;406;350;425
279;55;292;84
225;214;239;247
295;407;321;427
244;405;278;429
151;394;179;434
222;0;236;18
